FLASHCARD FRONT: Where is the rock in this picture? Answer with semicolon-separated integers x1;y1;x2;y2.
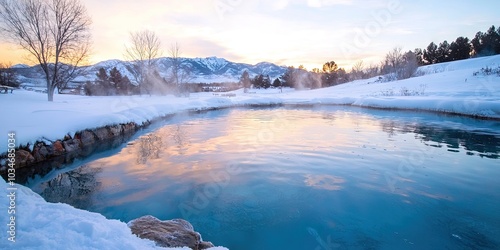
122;122;137;134
51;141;65;155
15;149;35;168
128;215;214;250
79;130;96;146
94;127;111;141
63;139;81;153
198;241;215;249
108;125;123;136
32;142;50;162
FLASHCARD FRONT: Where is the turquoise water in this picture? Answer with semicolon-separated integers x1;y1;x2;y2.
31;106;500;249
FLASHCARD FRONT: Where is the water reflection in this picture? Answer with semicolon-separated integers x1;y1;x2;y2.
135;133;163;164
379;119;500;158
304;174;345;191
170;124;189;154
31;107;499;250
37;164;102;210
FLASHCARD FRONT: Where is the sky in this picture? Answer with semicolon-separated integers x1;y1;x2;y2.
1;0;499;70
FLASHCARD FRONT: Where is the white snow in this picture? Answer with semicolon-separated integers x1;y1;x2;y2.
0;55;499;250
0;178;228;249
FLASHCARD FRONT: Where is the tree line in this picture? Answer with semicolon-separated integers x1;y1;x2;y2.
0;63;19;88
241;46;419;90
418;25;500;65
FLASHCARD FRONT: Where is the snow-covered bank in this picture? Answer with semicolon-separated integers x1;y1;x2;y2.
0;178;227;249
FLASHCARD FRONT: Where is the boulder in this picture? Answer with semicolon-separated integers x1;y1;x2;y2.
128;215;214;250
122;123;137;134
108;125;123;136
14;149;35;168
63;139;81;153
94;127;111;141
51;141;65;155
32;142;50;162
80;130;96;146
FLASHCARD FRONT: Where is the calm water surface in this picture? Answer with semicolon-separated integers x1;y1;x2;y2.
29;106;500;249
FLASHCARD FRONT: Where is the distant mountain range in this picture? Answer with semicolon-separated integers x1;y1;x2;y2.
12;57;287;87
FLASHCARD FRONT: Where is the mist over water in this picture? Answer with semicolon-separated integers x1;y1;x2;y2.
30;106;500;249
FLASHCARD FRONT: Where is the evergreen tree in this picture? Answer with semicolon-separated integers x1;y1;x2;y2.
0;64;19;88
472;25;500;56
449;37;471;61
413;48;425;65
117;76;134;95
272;78;282;88
96;67;109;83
423;42;438;65
280;67;296;88
436;40;451;63
262;75;271;89
252;74;264;89
109;67;122;84
239;71;251;92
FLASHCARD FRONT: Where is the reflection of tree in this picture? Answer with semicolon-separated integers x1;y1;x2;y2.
136;133;163;164
169;124;189;155
414;127;499;158
39;165;102;210
322;113;336;125
379;120;500;158
380;120;397;137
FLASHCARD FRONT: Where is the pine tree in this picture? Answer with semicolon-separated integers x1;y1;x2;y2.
423;42;438;65
272;78;282;88
472;25;500;56
262;75;271;89
449;37;471;61
252;74;264;89
239;71;251;92
436;41;451;63
109;67;123;91
96;67;108;83
279;67;296;88
413;48;425;65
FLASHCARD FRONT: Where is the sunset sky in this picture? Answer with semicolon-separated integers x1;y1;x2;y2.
1;0;499;70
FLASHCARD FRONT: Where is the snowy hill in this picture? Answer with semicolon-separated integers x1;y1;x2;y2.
13;57;287;86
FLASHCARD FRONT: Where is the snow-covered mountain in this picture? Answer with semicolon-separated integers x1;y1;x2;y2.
13;57;287;86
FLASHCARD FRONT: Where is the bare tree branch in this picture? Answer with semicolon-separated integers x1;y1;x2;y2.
124;29;162;94
0;0;92;101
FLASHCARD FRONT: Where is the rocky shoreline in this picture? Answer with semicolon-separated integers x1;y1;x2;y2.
0;121;144;182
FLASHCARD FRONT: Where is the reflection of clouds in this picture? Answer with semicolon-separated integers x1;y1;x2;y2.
304;174;345;191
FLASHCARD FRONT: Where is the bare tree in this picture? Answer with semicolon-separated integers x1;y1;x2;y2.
169;42;192;96
124;30;162;94
0;0;92;101
350;60;364;80
381;47;419;81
